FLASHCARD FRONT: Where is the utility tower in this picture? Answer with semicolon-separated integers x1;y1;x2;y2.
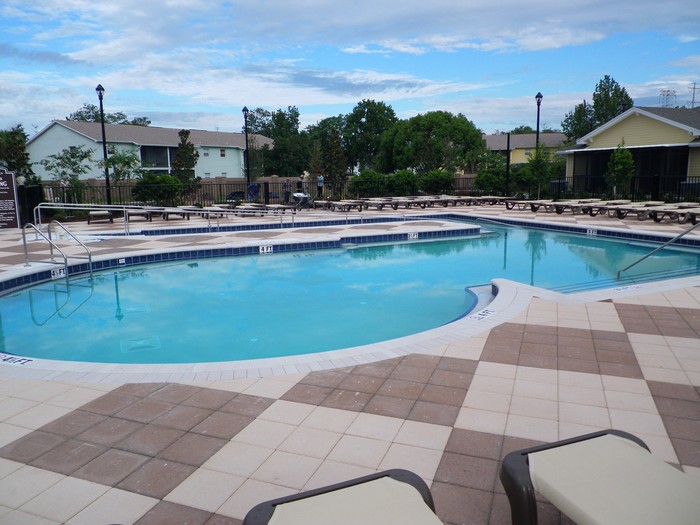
659;89;677;108
690;82;699;109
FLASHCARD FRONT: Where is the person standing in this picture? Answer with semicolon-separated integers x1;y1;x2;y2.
316;175;324;198
296;175;304;192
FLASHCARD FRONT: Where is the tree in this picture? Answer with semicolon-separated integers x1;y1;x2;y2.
66;103;151;126
473;150;507;195
605;140;635;197
133;173;182;205
40;145;94;185
170;129;199;184
0;125;38;184
592;75;633;127
245;106;308;177
343;100;397;171
380;111;483;175
99;150;145;182
509;125;535;135
525;146;550;198
322;129;348;196
561;100;595;141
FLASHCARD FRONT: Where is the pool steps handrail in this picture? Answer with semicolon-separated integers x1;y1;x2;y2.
616;220;700;279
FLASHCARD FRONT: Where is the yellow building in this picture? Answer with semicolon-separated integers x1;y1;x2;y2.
560;107;700;200
483;133;567;164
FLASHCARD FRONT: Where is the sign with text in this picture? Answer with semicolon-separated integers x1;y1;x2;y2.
0;168;19;229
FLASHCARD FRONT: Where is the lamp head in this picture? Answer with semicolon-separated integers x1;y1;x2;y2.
242;106;249;118
535;92;543;106
96;84;105;100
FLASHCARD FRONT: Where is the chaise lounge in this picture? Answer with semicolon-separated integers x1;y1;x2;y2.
499;429;700;525
243;469;442;525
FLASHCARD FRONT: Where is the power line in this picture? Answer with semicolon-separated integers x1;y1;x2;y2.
690;82;700;109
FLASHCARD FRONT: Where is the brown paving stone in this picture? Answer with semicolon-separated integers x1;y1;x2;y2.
78;417;144;447
350;360;398;378
597;362;643;379
115;383;167;398
407;401;459;426
671;437;700;467
31;439;107;475
191;412;253;439
182;389;237;410
437;356;478;374
134;501;213;525
377;378;425;400
148;383;202;404
73;448;149;485
118;424;185;456
648;381;700;402
118;458;196;499
337;374;384;394
158;432;227;466
445;429;504;461
400;354;441;368
434;451;499;492
558;345;596;360
80;392;142;416
280;383;332;405
320;389;372;412
523;331;558;345
419;384;467;406
220;394;274;417
481;348;519;365
0;430;66;463
431;482;493;525
39;410;106;438
390;363;435;383
518;353;557;369
557;357;600;375
661;415;700;442
653;396;700;420
205;514;242;525
595;349;638;365
298;370;348;388
116;398;177;424
362;394;414;419
521;342;557;357
429;368;473;389
151;405;213;431
591;329;629;341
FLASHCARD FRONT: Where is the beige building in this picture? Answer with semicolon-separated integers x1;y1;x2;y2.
483;133;567;164
559;107;700;199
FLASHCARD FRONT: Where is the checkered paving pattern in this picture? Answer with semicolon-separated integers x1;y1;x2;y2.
0;209;699;524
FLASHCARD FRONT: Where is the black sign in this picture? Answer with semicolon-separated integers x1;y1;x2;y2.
0;168;20;229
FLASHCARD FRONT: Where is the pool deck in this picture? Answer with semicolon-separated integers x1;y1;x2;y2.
0;205;698;524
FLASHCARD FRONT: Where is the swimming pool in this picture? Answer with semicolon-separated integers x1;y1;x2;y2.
4;225;700;364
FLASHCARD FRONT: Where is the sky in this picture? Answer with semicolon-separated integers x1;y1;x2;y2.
1;0;699;139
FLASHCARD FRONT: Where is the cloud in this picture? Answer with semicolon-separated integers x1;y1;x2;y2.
0;42;77;65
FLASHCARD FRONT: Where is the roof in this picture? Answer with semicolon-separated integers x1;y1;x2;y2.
29;120;273;149
577;106;700;145
483;133;567;150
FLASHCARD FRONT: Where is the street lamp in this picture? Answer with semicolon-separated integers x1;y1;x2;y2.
535;92;543;149
96;84;112;205
242;106;251;201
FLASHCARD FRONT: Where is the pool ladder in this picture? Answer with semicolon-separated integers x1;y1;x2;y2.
22;221;95;325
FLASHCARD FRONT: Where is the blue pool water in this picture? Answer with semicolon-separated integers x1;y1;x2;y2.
3;226;700;364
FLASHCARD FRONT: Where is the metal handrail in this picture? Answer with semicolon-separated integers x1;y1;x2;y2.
47;220;93;278
22;223;70;286
616;221;700;279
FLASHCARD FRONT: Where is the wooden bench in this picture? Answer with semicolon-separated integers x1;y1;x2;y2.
87;210;113;224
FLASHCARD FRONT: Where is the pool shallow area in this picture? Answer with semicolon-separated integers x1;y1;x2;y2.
4;221;700;366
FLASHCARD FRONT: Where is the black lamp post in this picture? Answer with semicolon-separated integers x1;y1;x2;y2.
242;106;251;201
96;84;112;205
535;92;543;149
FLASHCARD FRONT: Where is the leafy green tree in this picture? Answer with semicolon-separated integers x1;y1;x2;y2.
322;129;348;196
40;145;93;185
133;173;182;205
473;150;507;195
0;125;38;184
561;100;595;141
348;169;387;198
245;106;309;177
66;103;151;126
605;140;635;197
170;129;199;184
344;100;397;171
525;146;550;198
99;149;145;182
387;170;418;196
420;169;454;195
509;125;535;134
380;111;482;175
592;75;633;127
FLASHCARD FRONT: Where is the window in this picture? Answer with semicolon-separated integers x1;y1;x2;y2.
203;150;209;157
221;172;227;176
141;146;169;167
220;149;226;157
204;172;211;178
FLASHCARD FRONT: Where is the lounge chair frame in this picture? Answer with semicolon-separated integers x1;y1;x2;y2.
499;429;648;525
243;468;435;525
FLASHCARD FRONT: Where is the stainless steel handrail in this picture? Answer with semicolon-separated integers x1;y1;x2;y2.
616;221;700;279
48;220;93;278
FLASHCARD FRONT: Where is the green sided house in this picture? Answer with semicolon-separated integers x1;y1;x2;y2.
560;107;700;200
27;120;273;181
